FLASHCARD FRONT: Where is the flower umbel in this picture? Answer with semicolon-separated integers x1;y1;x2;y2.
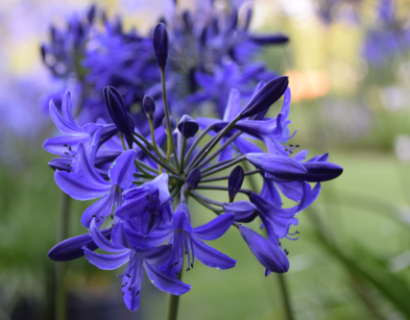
46;18;343;313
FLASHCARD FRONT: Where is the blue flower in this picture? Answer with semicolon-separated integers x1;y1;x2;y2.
159;207;236;277
83;219;190;311
239;225;289;274
115;174;173;236
55;145;136;227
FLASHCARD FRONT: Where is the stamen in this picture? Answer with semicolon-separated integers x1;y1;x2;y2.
126;274;131;278
136;291;140;296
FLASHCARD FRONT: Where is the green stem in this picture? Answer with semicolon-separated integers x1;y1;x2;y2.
277;273;294;320
190;192;224;214
56;192;71;320
197;131;242;169
196;185;251;196
131;137;179;175
160;69;179;169
184;124;216;165
186;115;241;172
167;292;181;320
201;156;245;177
190;191;225;206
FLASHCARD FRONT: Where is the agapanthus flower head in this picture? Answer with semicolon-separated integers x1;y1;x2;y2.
45;37;342;312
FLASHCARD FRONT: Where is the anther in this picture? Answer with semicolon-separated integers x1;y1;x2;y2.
68;146;72;151
126;274;131;278
289;144;293;147
174;262;178;266
191;263;193;268
186;268;190;271
63;144;68;147
122;292;124;296
64;152;69;155
110;214;114;219
295;144;300;147
136;291;140;296
128;287;132;291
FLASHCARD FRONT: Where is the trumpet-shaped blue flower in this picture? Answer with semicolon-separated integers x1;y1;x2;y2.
84;219;190;311
55;145;136;227
115;174;173;236
159;208;236;277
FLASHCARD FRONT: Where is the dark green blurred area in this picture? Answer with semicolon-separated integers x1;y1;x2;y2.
2;0;410;319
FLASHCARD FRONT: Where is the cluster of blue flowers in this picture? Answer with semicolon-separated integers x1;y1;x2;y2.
40;3;288;133
45;3;342;312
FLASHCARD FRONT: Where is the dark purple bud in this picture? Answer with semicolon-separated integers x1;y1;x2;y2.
143;95;156;120
162;116;176;132
177;115;199;139
246;153;307;182
224;201;257;223
186;168;201;191
302;162;343;182
182;11;193;31
249;34;289;45
152;23;169;69
240;76;289;119
87;5;96;24
48;229;112;261
239;225;289;273
103;86;134;137
228;165;245;202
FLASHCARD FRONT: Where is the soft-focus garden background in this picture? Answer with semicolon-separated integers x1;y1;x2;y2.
1;0;410;319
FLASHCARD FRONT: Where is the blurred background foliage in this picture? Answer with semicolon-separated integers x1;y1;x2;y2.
1;0;410;319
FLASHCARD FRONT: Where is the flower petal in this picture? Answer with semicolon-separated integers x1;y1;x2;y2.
143;245;172;267
122;252;143;311
239;225;289;273
246;153;307;182
83;247;130;270
89;218;125;253
115;194;149;220
191;237;236;270
194;213;234;241
110;223;132;249
48;229;111;261
43;135;87;157
144;261;191;295
108;150;137;189
49;99;81;135
55;171;110;200
81;193;114;227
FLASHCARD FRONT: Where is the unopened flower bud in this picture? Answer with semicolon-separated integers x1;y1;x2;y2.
152;23;169;69
177;115;199;139
240;76;289;119
302;161;343;182
186;168;201;191
245;153;307;182
143;95;156;120
228;165;244;202
48;229;111;261
103;86;134;137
